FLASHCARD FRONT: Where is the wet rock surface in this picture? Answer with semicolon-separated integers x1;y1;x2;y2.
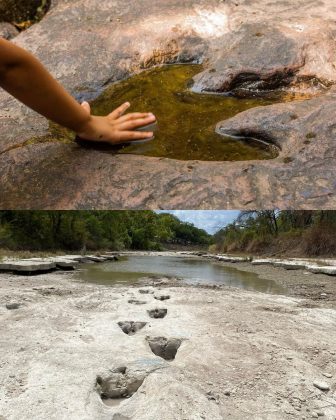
0;0;336;208
90;64;279;162
192;23;306;95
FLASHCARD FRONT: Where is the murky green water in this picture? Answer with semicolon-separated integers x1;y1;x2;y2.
90;65;279;161
78;255;285;294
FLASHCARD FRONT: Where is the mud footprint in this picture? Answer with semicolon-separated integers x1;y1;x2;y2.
139;289;154;294
96;366;144;407
146;336;182;361
154;294;170;301
96;361;164;407
118;321;147;336
128;299;147;305
147;308;167;319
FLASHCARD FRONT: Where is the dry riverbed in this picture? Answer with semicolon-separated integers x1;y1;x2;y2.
215;261;336;309
0;263;336;419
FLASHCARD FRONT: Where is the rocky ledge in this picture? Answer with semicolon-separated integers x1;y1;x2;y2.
0;253;118;274
1;0;336;208
202;253;336;276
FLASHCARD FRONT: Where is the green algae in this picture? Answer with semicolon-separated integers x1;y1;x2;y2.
91;64;279;161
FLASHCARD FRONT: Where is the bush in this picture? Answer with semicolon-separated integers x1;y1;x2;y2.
213;211;336;257
302;223;336;256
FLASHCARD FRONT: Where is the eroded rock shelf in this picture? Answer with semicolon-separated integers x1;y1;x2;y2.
0;0;336;208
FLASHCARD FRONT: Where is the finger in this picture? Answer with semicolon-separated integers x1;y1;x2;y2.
81;101;91;114
118;116;156;131
117;112;155;123
115;131;154;143
109;102;131;119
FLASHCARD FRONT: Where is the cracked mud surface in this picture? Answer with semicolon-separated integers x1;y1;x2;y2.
1;0;336;208
0;266;335;419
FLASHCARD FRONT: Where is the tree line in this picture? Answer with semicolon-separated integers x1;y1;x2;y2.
1;211;335;256
213;211;336;257
0;211;212;251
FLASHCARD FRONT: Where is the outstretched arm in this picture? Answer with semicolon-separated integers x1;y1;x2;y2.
0;38;155;143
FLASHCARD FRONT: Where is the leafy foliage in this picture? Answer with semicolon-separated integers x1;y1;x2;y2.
213;211;336;256
0;211;211;251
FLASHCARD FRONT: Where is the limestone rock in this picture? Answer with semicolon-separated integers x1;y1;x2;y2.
313;381;330;391
0;22;18;39
1;0;336;208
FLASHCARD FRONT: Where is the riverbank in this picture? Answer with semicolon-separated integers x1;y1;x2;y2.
1;250;336;306
216;261;336;308
0;255;336;419
115;251;336;307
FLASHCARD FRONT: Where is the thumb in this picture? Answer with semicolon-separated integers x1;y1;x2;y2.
81;101;91;115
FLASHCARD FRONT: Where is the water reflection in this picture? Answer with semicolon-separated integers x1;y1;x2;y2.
78;256;285;295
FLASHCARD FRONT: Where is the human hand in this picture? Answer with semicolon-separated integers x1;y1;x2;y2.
76;101;156;144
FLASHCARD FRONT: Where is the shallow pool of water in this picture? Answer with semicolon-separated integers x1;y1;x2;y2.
78;255;285;294
90;64;279;161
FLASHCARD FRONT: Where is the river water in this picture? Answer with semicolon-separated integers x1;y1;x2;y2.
78;255;285;294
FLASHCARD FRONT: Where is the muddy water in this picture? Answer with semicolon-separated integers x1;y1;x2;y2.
78;255;285;294
91;65;279;161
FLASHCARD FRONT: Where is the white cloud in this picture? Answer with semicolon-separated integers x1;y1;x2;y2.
156;210;240;234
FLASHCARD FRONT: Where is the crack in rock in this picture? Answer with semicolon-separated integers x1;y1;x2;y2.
214;128;280;151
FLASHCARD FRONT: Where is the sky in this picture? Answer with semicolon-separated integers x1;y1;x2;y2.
156;210;240;234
